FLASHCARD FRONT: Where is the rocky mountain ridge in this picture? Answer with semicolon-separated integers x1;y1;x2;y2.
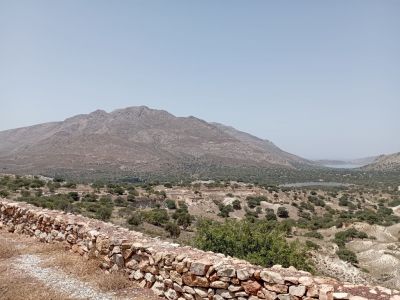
0;106;313;179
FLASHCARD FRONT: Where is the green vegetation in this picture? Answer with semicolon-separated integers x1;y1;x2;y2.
218;203;234;218
304;231;323;239
127;212;143;226
232;199;241;210
165;199;177;209
265;208;277;221
246;195;267;208
194;218;312;271
277;206;289;218
141;208;170;226
336;248;358;264
165;222;181;238
305;240;321;250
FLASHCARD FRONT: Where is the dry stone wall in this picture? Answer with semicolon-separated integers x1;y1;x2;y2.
0;199;399;300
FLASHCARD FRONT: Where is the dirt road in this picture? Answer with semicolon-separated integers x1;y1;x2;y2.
0;229;162;300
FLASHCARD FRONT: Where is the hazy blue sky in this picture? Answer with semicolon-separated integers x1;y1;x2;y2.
1;1;399;160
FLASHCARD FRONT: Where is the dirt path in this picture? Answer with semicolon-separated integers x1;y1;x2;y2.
0;230;163;300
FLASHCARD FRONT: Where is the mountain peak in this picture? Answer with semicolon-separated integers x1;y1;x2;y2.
0;106;312;179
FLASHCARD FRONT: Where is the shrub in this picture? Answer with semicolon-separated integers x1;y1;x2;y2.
218;204;233;218
0;190;9;198
336;248;358;264
21;190;31;197
172;205;192;229
127;194;136;202
82;193;98;202
165;199;177;209
388;198;400;207
114;197;128;207
308;196;325;207
165;222;181;238
68;192;80;201
95;206;113;221
113;186;125;195
194;219;313;272
339;196;350;206
306;240;321;250
334;228;368;247
265;208;277;221
299;201;315;212
142;208;169;226
246;196;267;208
298;211;311;220
232;199;241;210
245;209;259;221
127;213;143;226
277;206;289;218
304;231;323;239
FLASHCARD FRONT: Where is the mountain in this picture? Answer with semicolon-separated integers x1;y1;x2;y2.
0;106;314;180
363;152;400;171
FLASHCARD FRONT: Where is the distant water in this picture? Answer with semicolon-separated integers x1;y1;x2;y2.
280;182;351;188
323;164;363;169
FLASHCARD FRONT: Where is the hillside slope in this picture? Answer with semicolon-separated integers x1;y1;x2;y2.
364;152;400;171
0;106;313;179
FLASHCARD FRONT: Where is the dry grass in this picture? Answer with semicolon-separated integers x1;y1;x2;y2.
0;236;67;300
44;251;134;292
0;230;163;300
0;239;19;259
0;267;67;300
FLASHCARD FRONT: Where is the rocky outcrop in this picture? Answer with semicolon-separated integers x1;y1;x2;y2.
0;198;399;300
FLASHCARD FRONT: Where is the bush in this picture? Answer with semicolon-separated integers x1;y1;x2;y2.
127;194;136;202
265;208;277;221
245;209;259;221
113;186;125;195
127;213;143;226
68;192;80;201
277;206;289;218
165;199;177;209
21;190;31;197
172;205;192;229
82;193;98;202
114;197;128;207
95;206;113;221
305;240;321;250
194;219;313;272
336;248;358;264
334;228;368;247
388;198;400;207
304;231;323;239
339;196;350;206
0;190;9;198
165;222;181;238
308;196;325;207
218;204;233;218
232;199;242;210
246;196;267;208
142;208;169;226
